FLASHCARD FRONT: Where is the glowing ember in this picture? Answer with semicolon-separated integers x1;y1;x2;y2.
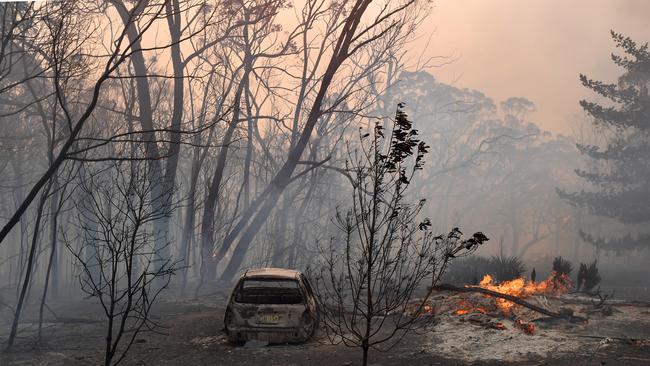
476;271;572;313
404;302;435;316
515;319;536;335
453;299;488;316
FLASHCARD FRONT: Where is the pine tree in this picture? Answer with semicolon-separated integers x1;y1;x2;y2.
559;31;650;251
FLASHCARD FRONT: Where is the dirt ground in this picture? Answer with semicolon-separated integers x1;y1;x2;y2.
1;292;649;366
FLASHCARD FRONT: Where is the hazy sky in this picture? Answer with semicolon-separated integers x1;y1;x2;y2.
415;0;650;134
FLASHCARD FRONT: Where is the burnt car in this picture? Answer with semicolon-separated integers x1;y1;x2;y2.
224;268;319;343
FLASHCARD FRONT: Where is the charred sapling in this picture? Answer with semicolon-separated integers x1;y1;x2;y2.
488;255;525;282
66;161;178;366
310;104;488;366
552;256;573;290
553;256;573;276
441;256;492;286
577;260;601;292
531;268;537;283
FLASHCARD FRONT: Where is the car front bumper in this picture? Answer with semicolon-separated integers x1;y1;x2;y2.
226;326;308;343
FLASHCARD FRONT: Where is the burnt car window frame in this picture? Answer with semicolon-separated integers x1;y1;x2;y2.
234;277;306;305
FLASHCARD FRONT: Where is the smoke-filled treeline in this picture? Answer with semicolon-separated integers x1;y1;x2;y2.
0;0;648;346
0;0;432;306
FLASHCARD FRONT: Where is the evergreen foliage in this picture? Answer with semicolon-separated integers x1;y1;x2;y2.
552;256;573;276
559;31;650;250
489;255;526;282
577;260;602;292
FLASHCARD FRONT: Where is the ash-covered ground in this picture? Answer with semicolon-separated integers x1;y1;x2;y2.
427;291;650;363
1;289;649;366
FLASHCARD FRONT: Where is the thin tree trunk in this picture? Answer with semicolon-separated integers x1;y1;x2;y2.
218;50;346;280
6;182;52;350
197;66;250;291
216;1;376;280
38;175;61;342
287;170;319;268
236;84;256;211
180;70;216;295
157;0;184;266
179;153;200;296
271;194;291;267
0;0;143;248
362;344;369;366
113;0;176;270
11;158;28;296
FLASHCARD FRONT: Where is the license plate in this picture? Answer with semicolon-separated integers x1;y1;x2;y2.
258;314;280;324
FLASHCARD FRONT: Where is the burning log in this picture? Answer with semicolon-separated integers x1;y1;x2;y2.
433;283;588;323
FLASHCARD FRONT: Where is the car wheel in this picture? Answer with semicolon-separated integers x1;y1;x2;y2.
224;308;234;333
300;310;317;341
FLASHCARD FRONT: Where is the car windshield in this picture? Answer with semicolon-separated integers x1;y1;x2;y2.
235;278;303;304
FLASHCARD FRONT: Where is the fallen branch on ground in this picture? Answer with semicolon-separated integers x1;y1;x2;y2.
433;283;588;323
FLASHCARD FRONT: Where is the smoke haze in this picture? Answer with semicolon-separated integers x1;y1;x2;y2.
416;0;650;134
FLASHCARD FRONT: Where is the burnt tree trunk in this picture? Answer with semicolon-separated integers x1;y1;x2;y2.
113;0;186;272
38;174;62;342
217;0;384;281
179;144;201;295
197;64;251;292
6;182;51;350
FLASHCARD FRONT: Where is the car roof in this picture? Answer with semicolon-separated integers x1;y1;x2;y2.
241;267;302;280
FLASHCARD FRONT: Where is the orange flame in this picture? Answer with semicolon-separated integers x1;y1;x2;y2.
453;272;571;334
476;271;572;313
450;272;572;334
453;299;488;316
